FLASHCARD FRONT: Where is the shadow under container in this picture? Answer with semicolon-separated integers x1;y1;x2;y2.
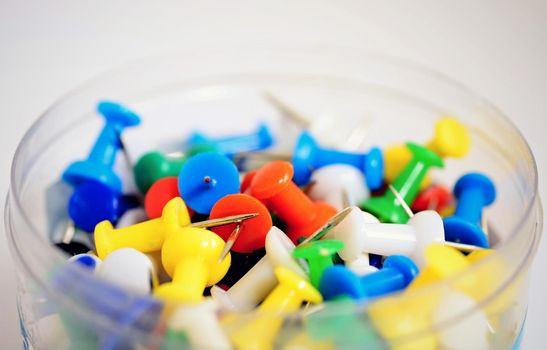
5;48;542;349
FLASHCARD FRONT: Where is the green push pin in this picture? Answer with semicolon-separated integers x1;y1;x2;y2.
361;142;444;224
161;329;190;350
305;297;384;349
133;151;186;194
293;239;344;288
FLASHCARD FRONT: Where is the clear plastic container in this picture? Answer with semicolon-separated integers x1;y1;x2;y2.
5;48;542;349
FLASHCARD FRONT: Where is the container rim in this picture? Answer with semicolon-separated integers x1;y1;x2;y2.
6;45;543;345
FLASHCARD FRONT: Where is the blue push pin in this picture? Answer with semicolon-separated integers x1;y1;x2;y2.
178;152;240;214
68;180;140;233
63;101;141;193
443;173;495;248
292;131;384;190
186;123;275;156
319;255;418;301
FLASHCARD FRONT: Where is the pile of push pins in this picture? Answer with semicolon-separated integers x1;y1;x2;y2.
49;99;511;350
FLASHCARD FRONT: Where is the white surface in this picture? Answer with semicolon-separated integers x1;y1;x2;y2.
0;1;546;348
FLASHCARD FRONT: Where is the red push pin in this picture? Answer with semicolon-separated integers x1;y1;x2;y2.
144;177;195;219
249;161;337;243
209;194;272;253
240;171;257;194
411;184;453;214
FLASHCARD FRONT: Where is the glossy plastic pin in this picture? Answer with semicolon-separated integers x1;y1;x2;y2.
144;176;186;219
443;173;494;248
411;184;453;214
67;253;102;272
250;161;337;243
210;227;306;312
384;117;471;185
186;123;274;156
229;267;323;350
63;101;141;193
94;197;191;259
319;255;419;301
68;180;139;232
209;194;272;253
292;131;384;190
293;239;344;288
362;143;444;224
307;164;370;211
178;152;240;214
133;151;186;194
154;226;231;304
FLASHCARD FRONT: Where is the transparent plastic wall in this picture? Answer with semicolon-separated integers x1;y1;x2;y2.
5;48;542;349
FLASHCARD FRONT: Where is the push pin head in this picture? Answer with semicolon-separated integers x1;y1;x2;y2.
293;239;345;288
144;177;190;219
63;101;141;193
134;151;186;194
178;152;240;214
426;117;471;159
68;180;139;232
154;227;231;304
209;194;272;253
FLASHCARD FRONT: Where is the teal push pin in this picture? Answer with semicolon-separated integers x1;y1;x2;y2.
361;143;443;224
186;123;274;156
133;151;186;194
63;101;141;193
292;239;345;288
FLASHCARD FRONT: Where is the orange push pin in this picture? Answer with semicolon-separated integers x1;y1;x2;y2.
209;194;272;253
249;161;337;244
154;226;231;304
229;267;323;349
94;197;190;259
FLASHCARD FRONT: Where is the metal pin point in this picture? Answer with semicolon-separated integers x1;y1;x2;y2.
388;184;415;218
341;189;351;210
299;206;353;245
62;221;76;244
481;213;489;238
389;185;484;253
190;213;259;229
262;92;310;128
218;224;242;263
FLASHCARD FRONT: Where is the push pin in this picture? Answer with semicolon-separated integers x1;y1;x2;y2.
186;123;275;156
209;194;272;254
178;152;240;214
443;173;494;248
63;101;141;193
144;176;194;219
154;226;231;304
319;256;419;301
411;184;454;215
210;227;307;312
67;253;102;272
293;239;345;288
362;143;444;224
167;298;231;349
384;117;471;186
228;267;323;350
249;161;337;243
133;151;186;194
307;164;369;211
95;197;257;259
95;248;158;295
68;180;139;232
292;131;384;190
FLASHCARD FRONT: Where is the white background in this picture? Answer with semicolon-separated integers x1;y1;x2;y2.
0;1;546;348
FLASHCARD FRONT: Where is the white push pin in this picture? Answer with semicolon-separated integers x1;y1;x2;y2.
116;207;148;228
168;298;232;349
95;248;158;295
211;227;307;312
432;291;490;350
307;164;370;211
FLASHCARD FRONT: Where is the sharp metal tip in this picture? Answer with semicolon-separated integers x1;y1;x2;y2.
299;206;353;245
388;184;414;218
190;213;259;229
218;224;242;262
341;189;351;209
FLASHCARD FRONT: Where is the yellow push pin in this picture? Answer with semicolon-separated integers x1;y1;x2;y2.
384;116;471;187
94;197;190;259
229;267;323;350
154;226;231;304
